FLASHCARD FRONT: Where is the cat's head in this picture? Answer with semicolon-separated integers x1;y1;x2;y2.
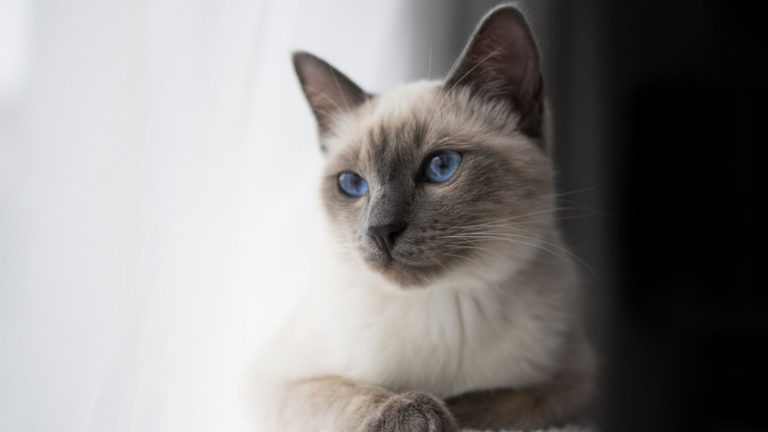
293;6;555;288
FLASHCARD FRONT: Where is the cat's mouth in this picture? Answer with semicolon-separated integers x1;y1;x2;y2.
376;261;436;288
363;247;399;272
361;246;442;288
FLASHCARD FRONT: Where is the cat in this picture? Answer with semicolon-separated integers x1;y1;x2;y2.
252;5;595;431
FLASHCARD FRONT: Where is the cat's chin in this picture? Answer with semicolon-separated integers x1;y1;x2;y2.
380;270;433;290
356;238;531;290
359;241;533;292
364;258;439;290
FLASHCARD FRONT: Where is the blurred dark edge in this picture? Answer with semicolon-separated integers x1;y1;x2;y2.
409;1;766;431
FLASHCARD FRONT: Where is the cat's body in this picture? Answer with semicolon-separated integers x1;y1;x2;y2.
253;6;594;432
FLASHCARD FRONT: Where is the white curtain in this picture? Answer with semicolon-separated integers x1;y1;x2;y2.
0;0;464;430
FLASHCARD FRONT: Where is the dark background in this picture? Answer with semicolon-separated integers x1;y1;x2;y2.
450;1;766;431
556;1;765;431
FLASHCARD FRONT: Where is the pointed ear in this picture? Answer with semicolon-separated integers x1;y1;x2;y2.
445;6;543;137
292;51;369;141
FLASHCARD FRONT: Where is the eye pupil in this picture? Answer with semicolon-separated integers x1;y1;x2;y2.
424;151;461;183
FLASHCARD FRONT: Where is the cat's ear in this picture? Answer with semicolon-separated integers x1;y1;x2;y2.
445;6;543;137
293;51;369;141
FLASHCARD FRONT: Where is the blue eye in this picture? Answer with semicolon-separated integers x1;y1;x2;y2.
424;151;462;183
338;172;369;197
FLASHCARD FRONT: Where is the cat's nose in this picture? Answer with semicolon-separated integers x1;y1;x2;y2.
368;222;407;254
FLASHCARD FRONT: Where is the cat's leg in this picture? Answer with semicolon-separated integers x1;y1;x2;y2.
444;371;594;430
276;375;458;432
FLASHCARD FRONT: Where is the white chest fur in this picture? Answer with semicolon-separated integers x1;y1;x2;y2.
305;259;575;398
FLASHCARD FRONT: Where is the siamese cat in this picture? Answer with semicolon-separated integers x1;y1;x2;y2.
253;5;594;431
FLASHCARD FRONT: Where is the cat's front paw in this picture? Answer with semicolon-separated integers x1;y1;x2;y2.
364;392;458;432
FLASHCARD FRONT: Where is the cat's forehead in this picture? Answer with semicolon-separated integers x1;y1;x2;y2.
324;81;442;160
326;82;462;172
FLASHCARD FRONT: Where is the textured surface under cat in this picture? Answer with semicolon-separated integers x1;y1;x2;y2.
462;426;593;432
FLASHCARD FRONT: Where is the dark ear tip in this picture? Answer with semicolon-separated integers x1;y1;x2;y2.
292;51;328;83
292;51;315;69
485;3;526;18
482;3;531;27
292;50;312;60
477;3;538;62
